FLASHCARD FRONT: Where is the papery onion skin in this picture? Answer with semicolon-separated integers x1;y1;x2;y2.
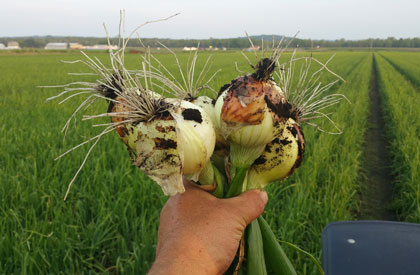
134;118;184;195
191;95;228;150
110;96;216;195
214;63;293;168
215;73;290;149
171;100;216;179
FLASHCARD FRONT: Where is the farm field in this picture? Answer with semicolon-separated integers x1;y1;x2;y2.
374;53;420;223
1;49;419;274
378;51;420;87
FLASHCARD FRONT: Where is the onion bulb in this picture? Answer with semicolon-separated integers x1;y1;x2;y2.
110;94;216;195
214;58;293;167
247;118;305;189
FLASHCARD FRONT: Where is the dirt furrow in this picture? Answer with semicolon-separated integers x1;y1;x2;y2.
359;54;395;220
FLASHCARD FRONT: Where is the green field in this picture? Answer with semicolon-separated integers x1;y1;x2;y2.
374;53;420;222
1;49;420;274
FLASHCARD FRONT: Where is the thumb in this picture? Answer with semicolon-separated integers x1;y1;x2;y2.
226;189;268;226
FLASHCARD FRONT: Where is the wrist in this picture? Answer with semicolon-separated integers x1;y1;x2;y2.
149;235;220;275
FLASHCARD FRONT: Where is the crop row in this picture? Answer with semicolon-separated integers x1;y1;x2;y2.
374;53;420;223
379;51;420;87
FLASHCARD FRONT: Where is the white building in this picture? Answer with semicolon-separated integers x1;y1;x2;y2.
246;46;261;52
182;46;198;51
45;42;68;50
69;43;83;50
82;44;119;50
0;43;5;49
7;41;20;49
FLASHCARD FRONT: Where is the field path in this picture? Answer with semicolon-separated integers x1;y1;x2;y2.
359;54;395;220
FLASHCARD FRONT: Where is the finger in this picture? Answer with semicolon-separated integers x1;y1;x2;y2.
182;177;197;191
226;189;268;226
182;177;216;195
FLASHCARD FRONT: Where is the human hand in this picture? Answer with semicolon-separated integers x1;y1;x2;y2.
148;179;268;275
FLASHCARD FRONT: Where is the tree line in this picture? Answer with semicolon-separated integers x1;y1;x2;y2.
1;36;420;49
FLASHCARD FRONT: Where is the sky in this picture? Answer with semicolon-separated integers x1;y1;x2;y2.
1;0;419;40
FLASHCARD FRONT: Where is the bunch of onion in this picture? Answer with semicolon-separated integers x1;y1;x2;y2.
140;42;347;273
210;44;346;273
49;66;216;198
47;18;346;274
45;14;221;198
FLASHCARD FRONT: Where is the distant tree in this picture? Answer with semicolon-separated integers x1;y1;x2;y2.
20;38;45;48
2;35;420;50
413;38;420;47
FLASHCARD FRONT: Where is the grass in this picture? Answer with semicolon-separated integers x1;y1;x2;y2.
374;53;420;223
0;49;418;274
378;51;420;88
0;53;166;273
